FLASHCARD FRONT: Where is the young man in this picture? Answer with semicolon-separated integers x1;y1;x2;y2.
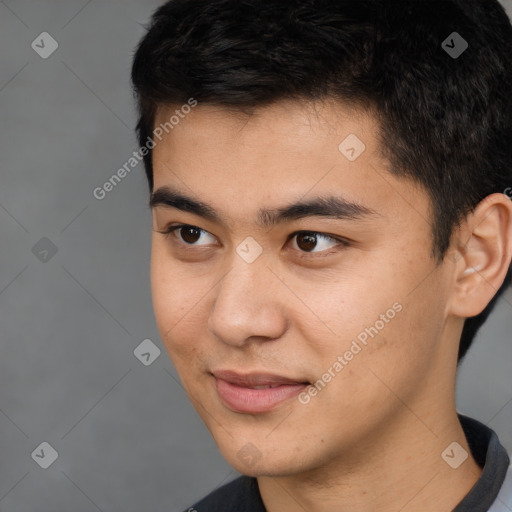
131;1;512;510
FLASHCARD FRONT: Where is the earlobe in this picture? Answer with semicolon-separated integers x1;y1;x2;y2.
448;193;512;318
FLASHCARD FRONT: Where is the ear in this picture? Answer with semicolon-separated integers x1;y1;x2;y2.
447;193;512;318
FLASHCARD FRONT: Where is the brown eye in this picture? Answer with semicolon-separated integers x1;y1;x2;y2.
180;226;202;244
296;232;319;252
158;224;216;246
289;231;348;257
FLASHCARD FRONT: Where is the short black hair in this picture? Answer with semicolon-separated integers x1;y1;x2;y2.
131;0;512;363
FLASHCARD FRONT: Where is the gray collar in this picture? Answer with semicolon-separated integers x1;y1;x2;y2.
453;414;510;511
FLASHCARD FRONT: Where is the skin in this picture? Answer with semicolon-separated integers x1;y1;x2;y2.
149;98;512;512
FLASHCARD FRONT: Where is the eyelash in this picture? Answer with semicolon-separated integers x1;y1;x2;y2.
156;223;350;259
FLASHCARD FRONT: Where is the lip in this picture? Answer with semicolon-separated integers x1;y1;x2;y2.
212;370;309;414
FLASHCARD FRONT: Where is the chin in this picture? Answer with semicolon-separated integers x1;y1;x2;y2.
218;441;318;478
229;458;295;478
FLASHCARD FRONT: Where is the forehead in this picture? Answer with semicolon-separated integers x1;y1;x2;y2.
153;98;377;157
151;99;428;231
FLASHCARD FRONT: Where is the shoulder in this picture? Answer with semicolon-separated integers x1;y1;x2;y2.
183;476;266;512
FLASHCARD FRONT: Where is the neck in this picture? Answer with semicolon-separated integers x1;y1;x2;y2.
257;407;482;512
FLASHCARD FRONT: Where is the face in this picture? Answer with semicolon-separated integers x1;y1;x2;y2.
150;99;456;477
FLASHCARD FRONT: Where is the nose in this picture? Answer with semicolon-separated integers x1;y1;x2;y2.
207;256;288;347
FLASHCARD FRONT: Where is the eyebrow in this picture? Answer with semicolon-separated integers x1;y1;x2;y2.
149;186;378;228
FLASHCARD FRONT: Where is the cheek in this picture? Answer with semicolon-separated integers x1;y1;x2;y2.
341;286;446;402
310;261;446;399
294;271;397;345
150;242;206;358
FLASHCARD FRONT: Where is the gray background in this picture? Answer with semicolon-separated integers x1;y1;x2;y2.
0;1;511;511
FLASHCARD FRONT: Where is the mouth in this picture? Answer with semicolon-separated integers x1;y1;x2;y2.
211;369;310;414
